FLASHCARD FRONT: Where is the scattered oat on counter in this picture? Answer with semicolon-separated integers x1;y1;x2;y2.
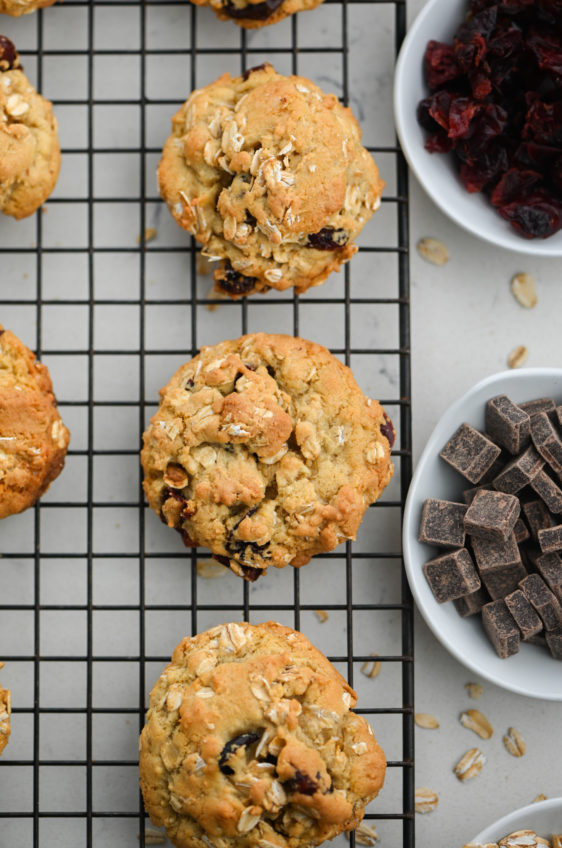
511;273;538;309
196;559;227;579
503;726;526;757
508;345;529;369
314;609;329;623
454;747;486;781
499;830;552;847
414;712;439;729
465;682;483;700
346;823;379;846
416;237;450;266
137;227;157;245
533;794;548;803
415;787;439;814
361;655;381;679
460;709;493;740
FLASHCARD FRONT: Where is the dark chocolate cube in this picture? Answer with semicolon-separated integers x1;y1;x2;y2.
463;486;487;505
519;398;556;420
423;549;480;604
545;626;562;660
504;589;542;640
418;499;467;548
464;489;520;543
440;423;501;484
514;518;530;545
482;600;521;658
531;412;562;474
520;573;562;630
522;499;554;542
471;532;521;572
535;552;562;603
493;445;544;494
486;395;530;455
526;632;548;649
453;585;489;618
538;524;562;554
530;468;562;514
481;561;527;600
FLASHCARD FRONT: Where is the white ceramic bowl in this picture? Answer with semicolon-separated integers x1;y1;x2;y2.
469;797;562;845
403;368;562;701
393;0;562;257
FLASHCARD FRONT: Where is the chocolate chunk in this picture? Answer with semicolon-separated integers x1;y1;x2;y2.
418;499;467;548
545;626;562;660
514;518;530;545
223;0;283;20
486;395;530;455
526;632;548;649
557;406;562;429
423;548;480;603
504;589;542;640
531;412;562;474
479;455;507;485
519;398;556;420
463;486;487;505
535;552;562;603
440;423;501;484
523;499;554;542
0;35;21;72
482;600;521;658
481;561;528;600
454;585;489;617
464;489;520;543
538;524;562;554
530;468;562;514
471;531;521;571
493;445;544;494
520;573;562;630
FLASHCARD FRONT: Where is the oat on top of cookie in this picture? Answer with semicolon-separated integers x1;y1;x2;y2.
158;64;384;298
141;333;394;581
0;326;70;518
139;621;386;848
0;34;60;219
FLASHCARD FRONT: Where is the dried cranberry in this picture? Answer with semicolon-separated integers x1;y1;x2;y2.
424;40;461;89
552;155;562;192
489;167;542;205
515;141;560;169
454;7;498;72
524;99;562;146
240;564;262;582
459;141;511;192
176;527;196;547
223;0;283;21
306;228;349;250
242;63;269;80
425;131;453;153
448;97;482;139
428;90;455;131
219;732;262;775
285;771;319;796
216;262;258;296
213;554;231;567
469;68;493;100
0;35;20;72
498;191;562;237
527;27;562;76
456;104;508;161
381;414;395;449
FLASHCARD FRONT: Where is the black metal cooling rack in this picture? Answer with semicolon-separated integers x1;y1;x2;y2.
0;1;413;845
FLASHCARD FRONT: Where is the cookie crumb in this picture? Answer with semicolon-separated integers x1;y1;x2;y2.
314;609;329;623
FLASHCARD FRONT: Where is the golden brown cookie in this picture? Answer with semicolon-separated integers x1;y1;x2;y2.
190;0;323;29
139;621;386;848
158;64;384;298
0;35;60;219
0;326;70;518
0;0;55;15
141;333;394;581
0;663;10;757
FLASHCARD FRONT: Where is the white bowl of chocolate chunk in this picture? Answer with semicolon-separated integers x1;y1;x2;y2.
404;368;562;700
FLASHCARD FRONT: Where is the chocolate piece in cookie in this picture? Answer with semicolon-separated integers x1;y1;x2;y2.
141;333;393;580
418;498;467;548
422;548;480;603
504;589;542;641
0;35;60;218
464;489;520;543
486;395;530;455
0;327;70;518
520;574;562;631
439;423;501;484
493;445;544;494
0;663;10;756
139;621;386;848
482;600;521;659
158;65;384;297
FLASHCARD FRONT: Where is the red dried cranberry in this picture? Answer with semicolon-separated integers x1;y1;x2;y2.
498;191;562;237
223;0;283;20
240;564;262;582
454;7;498;72
489;167;542;205
459;140;510;192
469;68;493;100
427;90;455;132
425;131;453;153
524;99;562;146
216;262;258;296
424;40;461;90
381;414;395;449
306;228;348;250
448;97;482;139
552;155;562;192
242;63;269;80
219;732;262;775
285;771;319;796
0;35;20;72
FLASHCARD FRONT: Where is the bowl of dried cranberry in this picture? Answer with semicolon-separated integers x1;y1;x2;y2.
394;0;562;256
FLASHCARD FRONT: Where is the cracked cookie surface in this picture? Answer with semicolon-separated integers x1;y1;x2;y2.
0;0;55;14
141;333;394;581
0;35;60;219
0;326;70;518
158;64;384;298
139;621;386;848
189;0;323;29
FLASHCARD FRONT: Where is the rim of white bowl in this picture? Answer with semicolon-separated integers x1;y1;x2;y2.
403;368;562;700
470;797;562;843
393;0;562;258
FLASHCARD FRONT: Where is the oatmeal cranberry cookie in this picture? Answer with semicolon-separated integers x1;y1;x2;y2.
0;35;60;219
139;621;386;848
158;64;384;298
141;333;394;581
0;326;70;518
0;0;55;14
190;0;323;29
0;663;10;756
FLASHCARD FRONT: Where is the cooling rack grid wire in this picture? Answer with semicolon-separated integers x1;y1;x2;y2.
0;1;413;845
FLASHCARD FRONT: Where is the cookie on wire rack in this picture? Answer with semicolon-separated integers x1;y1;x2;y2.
0;663;10;756
139;621;386;848
0;326;70;518
189;0;323;29
0;0;55;14
158;63;384;298
0;34;60;218
141;332;394;581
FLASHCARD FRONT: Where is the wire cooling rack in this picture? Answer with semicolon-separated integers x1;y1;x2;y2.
0;1;413;845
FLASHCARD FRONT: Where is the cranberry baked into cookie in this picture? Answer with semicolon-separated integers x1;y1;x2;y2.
139;621;386;848
0;35;60;218
141;333;394;581
189;0;323;29
158;64;384;298
0;0;55;14
0;326;70;518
